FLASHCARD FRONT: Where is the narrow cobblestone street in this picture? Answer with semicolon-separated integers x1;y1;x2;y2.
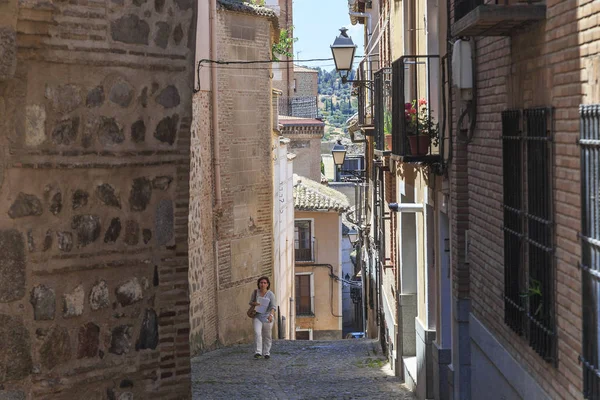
191;339;415;399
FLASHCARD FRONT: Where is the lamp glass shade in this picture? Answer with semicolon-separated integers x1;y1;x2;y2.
348;230;359;245
331;45;356;72
330;28;357;72
331;141;347;166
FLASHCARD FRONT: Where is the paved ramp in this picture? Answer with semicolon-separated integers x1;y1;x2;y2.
192;339;416;399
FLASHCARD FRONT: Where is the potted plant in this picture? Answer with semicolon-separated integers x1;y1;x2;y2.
384;110;392;150
404;99;439;156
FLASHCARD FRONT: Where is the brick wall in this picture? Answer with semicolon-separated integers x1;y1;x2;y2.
0;0;195;397
190;91;218;356
214;10;274;346
450;0;600;397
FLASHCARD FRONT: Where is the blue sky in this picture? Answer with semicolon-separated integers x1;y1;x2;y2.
293;0;364;70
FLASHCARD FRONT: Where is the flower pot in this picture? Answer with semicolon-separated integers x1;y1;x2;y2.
408;136;431;156
384;135;392;151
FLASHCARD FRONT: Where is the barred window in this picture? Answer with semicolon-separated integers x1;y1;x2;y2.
579;104;600;398
502;107;555;362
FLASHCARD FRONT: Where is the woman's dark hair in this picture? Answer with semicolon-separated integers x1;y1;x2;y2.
257;276;270;290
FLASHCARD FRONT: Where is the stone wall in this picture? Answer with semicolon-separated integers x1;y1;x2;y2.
280;121;324;182
214;9;275;346
293;70;318;98
0;0;194;397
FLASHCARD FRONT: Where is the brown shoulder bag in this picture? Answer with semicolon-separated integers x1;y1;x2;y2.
247;289;258;318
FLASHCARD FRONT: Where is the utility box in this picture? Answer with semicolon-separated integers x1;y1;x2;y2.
452;39;473;100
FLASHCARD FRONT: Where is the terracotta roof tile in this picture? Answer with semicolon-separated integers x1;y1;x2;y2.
293;175;349;212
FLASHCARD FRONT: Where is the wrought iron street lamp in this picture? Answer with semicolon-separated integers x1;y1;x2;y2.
331;140;347;167
330;27;356;81
331;28;372;87
347;229;359;246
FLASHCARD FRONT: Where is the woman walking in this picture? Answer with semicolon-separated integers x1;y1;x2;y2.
249;276;276;359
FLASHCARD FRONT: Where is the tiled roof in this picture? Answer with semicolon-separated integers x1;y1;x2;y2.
279;116;325;126
293;175;350;212
217;0;279;24
294;65;319;73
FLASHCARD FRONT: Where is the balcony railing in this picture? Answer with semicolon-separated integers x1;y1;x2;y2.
391;55;441;163
373;68;392;156
452;0;546;37
295;243;313;262
279;96;318;119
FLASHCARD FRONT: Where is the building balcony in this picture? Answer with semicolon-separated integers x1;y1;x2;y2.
390;56;442;164
279;96;319;119
452;0;546;37
373;68;392;157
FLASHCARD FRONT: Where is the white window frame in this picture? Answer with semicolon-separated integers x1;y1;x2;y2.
295;327;313;340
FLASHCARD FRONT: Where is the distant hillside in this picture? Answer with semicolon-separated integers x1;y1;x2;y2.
316;68;357;140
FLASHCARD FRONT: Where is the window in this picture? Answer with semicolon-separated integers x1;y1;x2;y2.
502;107;555;362
296;329;312;340
295;220;313;262
295;274;313;315
580;104;600;398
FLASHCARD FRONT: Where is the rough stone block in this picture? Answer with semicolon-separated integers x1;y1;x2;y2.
89;280;110;310
109;78;133;108
77;322;100;358
154;114;179;145
56;231;73;252
136;308;158;350
39;326;71;370
0;28;17;81
115;278;143;306
8;192;43;218
96;183;121;208
154;22;170;49
25;105;46;147
97;117;124;145
0;391;26;400
71;214;101;247
0;230;26;302
173;24;184;45
63;285;84;318
111;15;149;45
131;120;146;143
109;325;132;355
104;218;122;243
152;176;172;190
72;189;89;210
45;84;83;114
129;177;152;211
51;117;80;145
30;285;55;320
156;85;180;109
0;314;32;383
49;192;62;215
86;86;104;108
155;199;173;245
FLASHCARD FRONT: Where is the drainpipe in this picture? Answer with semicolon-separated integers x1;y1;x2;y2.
210;0;222;208
348;11;372;37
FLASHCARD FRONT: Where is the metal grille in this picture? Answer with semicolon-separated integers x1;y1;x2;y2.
454;0;484;21
374;69;385;151
357;61;366;126
502;109;524;335
391;55;440;160
580;104;600;399
278;96;318;119
502;107;555;362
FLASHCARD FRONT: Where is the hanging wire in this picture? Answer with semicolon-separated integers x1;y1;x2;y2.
193;56;364;92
